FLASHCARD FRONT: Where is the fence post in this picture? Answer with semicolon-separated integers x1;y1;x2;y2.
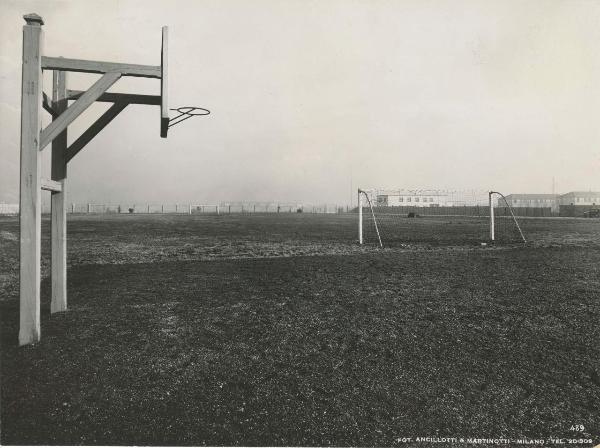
189;204;192;215
87;203;91;213
71;203;75;213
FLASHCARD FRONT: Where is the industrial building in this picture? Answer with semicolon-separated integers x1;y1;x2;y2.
500;194;559;213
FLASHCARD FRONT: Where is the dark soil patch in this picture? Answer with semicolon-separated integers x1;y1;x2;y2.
1;214;599;445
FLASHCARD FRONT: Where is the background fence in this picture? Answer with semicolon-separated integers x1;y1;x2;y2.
0;204;19;215
2;203;594;218
559;204;600;217
0;202;350;215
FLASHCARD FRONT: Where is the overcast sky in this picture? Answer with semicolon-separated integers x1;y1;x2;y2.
1;0;599;206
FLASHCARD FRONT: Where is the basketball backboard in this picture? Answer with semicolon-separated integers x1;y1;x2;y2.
160;26;168;138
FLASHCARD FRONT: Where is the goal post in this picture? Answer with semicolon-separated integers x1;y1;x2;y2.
358;189;383;248
489;191;495;241
358;189;363;244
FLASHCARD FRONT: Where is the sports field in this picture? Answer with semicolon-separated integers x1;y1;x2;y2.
1;213;599;445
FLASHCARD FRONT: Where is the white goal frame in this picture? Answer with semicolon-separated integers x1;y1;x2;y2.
358;188;527;246
358;189;383;247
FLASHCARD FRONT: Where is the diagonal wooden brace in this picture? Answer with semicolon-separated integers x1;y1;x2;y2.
66;101;128;162
39;71;121;151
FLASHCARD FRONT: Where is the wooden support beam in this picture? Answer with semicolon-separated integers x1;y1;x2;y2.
51;69;68;314
41;178;63;192
39;71;121;151
42;92;55;116
66;101;128;162
42;56;161;78
66;90;160;105
19;14;44;346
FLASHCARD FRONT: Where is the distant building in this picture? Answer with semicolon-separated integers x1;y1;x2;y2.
372;189;448;207
501;194;559;212
363;189;490;207
558;191;600;217
558;191;600;206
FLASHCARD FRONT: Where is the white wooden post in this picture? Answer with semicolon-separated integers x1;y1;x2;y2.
489;191;495;241
216;205;219;215
189;204;192;215
87;203;91;213
51;69;68;314
358;190;363;245
19;14;44;345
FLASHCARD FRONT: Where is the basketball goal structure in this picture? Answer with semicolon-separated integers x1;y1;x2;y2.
17;14;208;345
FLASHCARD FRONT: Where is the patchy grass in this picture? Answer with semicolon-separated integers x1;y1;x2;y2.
1;213;599;445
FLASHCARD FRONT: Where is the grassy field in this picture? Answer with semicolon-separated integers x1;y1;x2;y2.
1;213;599;446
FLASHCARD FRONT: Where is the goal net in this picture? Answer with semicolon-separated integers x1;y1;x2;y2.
357;189;528;246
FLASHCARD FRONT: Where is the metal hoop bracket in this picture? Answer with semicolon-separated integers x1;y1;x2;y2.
168;106;210;129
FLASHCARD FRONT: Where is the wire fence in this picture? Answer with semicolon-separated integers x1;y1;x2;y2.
1;202;350;215
0;204;19;215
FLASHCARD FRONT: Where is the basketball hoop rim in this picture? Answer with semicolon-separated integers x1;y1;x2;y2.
170;106;210;116
168;106;210;129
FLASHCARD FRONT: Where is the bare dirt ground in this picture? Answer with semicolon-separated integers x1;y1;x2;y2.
1;213;599;445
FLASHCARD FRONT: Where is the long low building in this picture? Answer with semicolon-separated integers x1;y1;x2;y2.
365;190;600;214
373;190;449;207
559;191;600;206
500;194;560;213
502;191;600;213
366;189;492;207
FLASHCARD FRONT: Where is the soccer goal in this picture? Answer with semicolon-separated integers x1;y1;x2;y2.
357;189;527;247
